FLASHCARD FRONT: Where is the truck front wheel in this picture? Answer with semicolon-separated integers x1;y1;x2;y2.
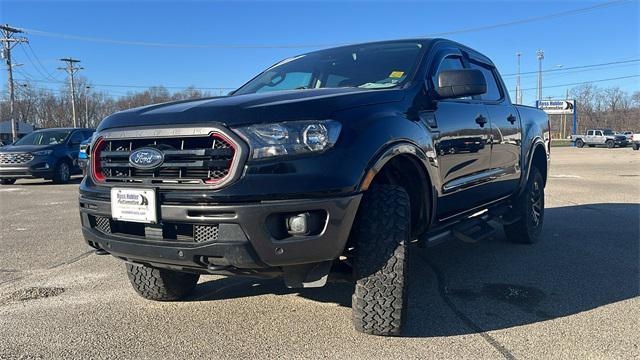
504;167;544;244
633;143;639;150
126;263;200;301
351;184;410;336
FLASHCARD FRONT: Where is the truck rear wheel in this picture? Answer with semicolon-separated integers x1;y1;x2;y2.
575;139;584;148
633;143;639;150
606;140;615;148
351;184;410;336
504;167;544;244
126;263;200;301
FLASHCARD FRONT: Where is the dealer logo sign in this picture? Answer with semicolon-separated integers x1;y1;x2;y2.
129;147;164;170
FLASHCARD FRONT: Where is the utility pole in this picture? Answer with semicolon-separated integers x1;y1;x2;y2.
58;57;83;128
515;52;522;104
536;49;544;102
85;85;91;127
0;24;28;142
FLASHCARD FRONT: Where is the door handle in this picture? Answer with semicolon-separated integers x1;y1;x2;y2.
507;114;517;124
475;114;487;128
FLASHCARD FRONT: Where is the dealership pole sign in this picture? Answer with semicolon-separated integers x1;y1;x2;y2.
536;100;575;114
536;99;578;137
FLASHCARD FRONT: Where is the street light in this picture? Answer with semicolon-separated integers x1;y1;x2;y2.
85;85;91;127
536;50;544;101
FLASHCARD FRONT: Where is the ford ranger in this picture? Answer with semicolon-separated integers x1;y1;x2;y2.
79;39;550;336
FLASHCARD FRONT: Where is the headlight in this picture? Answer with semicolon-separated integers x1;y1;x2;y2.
234;120;341;160
32;150;53;156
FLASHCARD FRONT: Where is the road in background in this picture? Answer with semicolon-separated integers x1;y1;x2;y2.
0;147;638;359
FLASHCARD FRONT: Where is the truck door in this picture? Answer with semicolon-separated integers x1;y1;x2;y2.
467;59;522;197
426;51;494;218
594;130;605;144
585;130;594;144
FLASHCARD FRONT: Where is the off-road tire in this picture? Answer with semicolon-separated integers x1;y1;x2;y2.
575;139;584;148
126;263;200;301
504;167;544;244
633;143;639;150
606;140;615;148
351;184;410;336
52;160;71;184
0;178;16;185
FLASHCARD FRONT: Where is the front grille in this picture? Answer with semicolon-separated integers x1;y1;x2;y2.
90;215;219;243
97;134;236;184
0;152;34;165
194;225;219;243
94;216;112;234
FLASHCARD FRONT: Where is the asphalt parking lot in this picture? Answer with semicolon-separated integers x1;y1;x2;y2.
0;147;638;359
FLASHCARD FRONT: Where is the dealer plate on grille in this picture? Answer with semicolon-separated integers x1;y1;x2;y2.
111;188;157;223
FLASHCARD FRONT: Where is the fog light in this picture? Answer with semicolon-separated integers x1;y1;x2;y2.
286;213;310;236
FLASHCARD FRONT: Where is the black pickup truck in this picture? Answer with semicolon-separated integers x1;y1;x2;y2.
79;39;549;336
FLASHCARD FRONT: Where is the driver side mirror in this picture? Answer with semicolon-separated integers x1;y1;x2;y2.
436;69;487;99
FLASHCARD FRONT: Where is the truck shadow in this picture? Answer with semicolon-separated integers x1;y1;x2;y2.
191;203;639;337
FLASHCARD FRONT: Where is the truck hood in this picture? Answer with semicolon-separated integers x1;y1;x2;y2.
97;87;405;131
0;144;58;153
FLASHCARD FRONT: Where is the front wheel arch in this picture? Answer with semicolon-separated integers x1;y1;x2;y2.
358;142;436;237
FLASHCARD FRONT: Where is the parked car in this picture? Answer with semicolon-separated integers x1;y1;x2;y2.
78;38;549;336
617;131;633;141
0;128;95;184
571;129;628;148
78;135;94;175
631;132;640;150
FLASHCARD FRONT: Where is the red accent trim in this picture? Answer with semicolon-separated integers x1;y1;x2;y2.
204;132;237;184
91;137;106;182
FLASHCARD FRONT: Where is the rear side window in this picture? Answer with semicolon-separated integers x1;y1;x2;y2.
469;61;502;101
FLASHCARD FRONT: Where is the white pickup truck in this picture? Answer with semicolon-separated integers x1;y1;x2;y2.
571;129;629;148
631;132;640;150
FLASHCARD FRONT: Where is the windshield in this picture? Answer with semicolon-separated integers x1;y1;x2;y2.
603;130;615;135
14;130;71;146
234;42;424;95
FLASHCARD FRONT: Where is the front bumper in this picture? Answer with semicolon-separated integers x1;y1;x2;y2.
79;192;362;271
0;161;55;178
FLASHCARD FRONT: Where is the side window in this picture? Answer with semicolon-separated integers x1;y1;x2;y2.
596;131;603;136
469;61;502;101
587;130;594;136
69;132;83;145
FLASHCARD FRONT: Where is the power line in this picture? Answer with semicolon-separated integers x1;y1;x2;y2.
13;77;235;91
520;74;640;91
25;43;63;81
426;0;630;37
18;0;631;49
18;44;62;83
502;58;640;77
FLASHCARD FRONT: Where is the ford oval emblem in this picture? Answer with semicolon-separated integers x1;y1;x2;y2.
129;147;164;170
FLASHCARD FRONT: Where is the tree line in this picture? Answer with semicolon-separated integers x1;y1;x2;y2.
1;78;639;133
0;77;221;130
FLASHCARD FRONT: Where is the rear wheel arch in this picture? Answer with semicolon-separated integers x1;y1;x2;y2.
530;143;548;186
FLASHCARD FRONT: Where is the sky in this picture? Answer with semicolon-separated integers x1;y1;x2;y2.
1;0;639;105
